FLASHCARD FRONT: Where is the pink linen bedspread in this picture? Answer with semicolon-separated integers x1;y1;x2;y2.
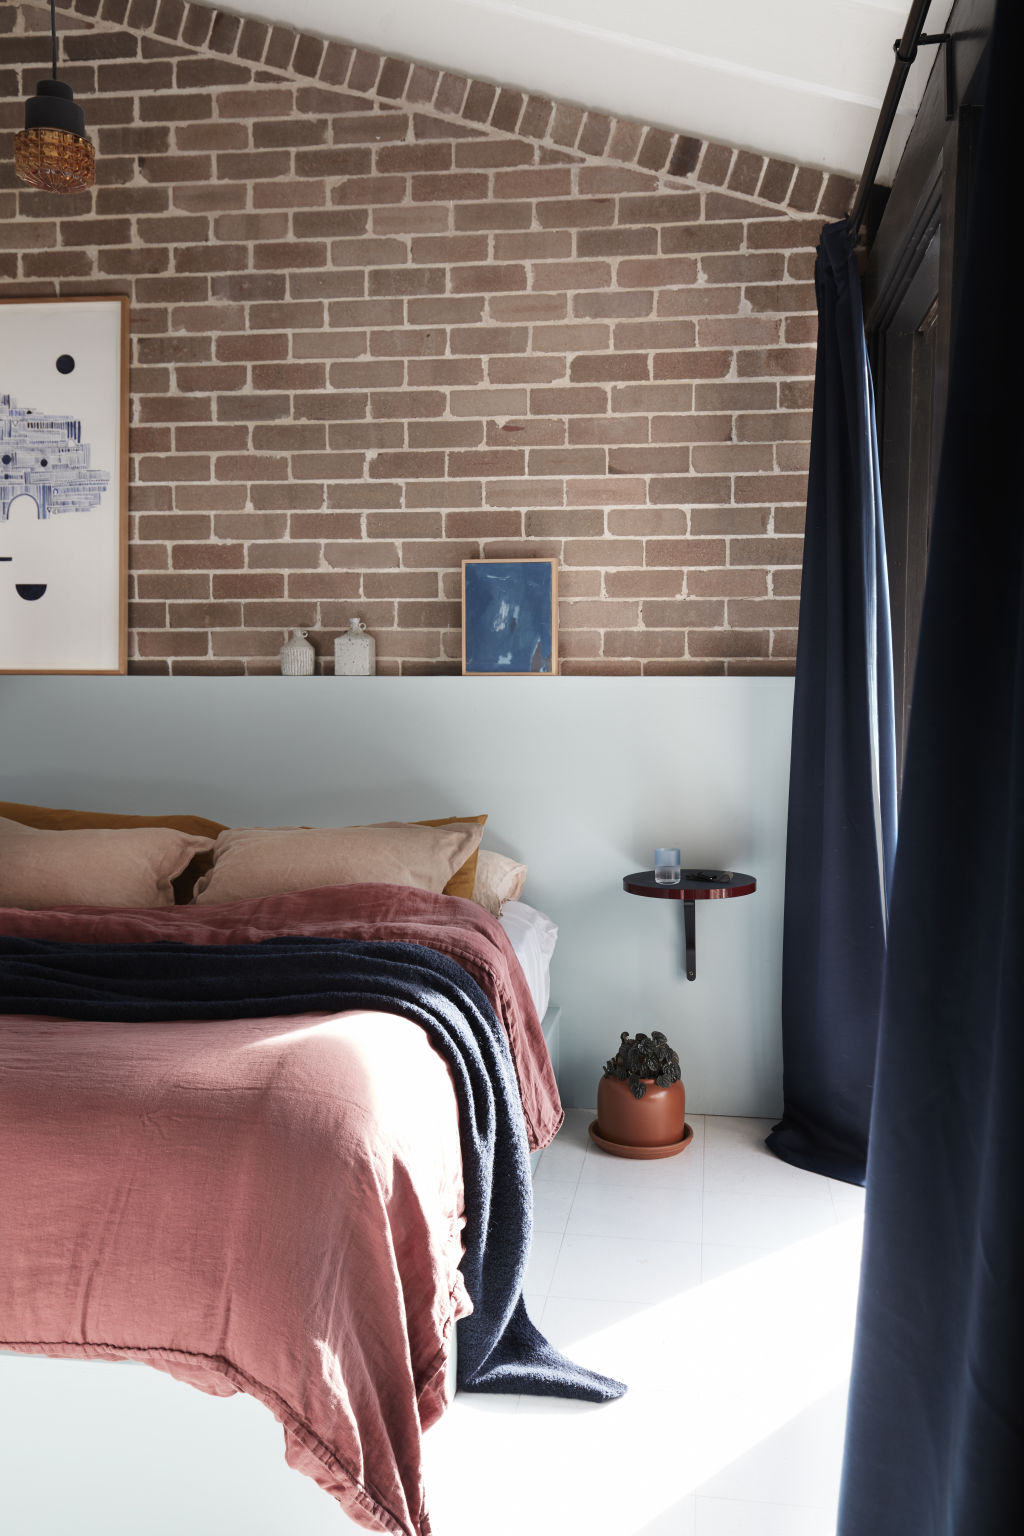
0;885;562;1535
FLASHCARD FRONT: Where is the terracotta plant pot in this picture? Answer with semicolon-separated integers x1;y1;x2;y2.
596;1074;686;1149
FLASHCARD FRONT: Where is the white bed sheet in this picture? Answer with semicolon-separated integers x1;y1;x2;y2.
498;900;557;1020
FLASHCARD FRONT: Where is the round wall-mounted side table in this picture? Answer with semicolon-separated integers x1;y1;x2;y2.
623;869;757;981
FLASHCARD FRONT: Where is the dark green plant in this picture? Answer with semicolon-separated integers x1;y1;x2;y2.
602;1030;681;1100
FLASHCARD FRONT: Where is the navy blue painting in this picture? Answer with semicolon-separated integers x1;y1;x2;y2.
462;559;557;675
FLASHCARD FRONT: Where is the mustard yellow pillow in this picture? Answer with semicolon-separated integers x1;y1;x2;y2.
414;813;487;899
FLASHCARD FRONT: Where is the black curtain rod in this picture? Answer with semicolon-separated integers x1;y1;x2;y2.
849;0;937;236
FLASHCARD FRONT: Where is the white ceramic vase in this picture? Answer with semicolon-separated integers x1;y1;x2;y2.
279;627;315;676
334;618;375;676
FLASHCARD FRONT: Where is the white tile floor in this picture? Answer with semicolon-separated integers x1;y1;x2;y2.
423;1110;865;1536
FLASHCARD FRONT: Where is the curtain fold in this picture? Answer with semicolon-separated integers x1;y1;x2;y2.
838;1;1022;1527
766;220;897;1186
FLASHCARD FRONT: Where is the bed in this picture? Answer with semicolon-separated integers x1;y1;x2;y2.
0;809;599;1536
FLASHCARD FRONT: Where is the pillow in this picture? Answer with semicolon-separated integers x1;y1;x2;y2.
0;799;227;904
193;819;485;906
0;815;216;911
414;813;487;899
472;849;528;915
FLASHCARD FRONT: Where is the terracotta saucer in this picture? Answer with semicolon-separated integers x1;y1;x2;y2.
587;1120;694;1160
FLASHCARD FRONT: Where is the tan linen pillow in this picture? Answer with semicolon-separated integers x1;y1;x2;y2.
193;820;485;906
0;799;227;903
414;813;487;899
0;815;216;910
472;849;528;915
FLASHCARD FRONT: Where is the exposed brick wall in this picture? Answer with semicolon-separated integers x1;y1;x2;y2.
1;1;850;675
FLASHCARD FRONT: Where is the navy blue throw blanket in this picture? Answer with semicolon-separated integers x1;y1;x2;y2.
0;934;625;1403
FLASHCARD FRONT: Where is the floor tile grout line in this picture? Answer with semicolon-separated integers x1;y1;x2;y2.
530;1129;588;1298
699;1114;707;1270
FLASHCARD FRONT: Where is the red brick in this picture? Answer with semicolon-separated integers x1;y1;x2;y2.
568;417;648;446
642;598;725;627
649;476;732;506
691;446;773;474
170;543;245;570
660;289;744;319
729;537;804;566
607;447;691;475
519;95;553;140
573;291;655;320
577;228;658;258
649;414;729;443
411;114;485;143
406;482;483;509
737;347;817;377
368;266;446;297
747;220;822;251
645;539;726;568
663;223;743;255
531;261;612;291
448;202;531;235
537;198;616;230
549;103;584;149
651;352;732;380
618;257;699;288
332;114;409;145
494;233;573;264
611;320;696;349
569;354;649;384
603;569;681;598
788;168;824;214
578;112;613;158
138;454;210;481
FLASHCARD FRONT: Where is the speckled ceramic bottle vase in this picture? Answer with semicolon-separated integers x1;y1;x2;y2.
334;617;375;676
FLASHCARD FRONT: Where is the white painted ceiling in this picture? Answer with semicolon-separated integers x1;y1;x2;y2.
209;0;946;181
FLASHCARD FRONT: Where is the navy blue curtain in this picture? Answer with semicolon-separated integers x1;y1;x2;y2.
766;221;898;1186
839;3;1022;1529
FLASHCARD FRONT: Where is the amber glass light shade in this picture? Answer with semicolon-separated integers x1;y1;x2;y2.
15;125;95;192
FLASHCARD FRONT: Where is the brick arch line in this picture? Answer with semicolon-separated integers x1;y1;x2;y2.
50;0;855;221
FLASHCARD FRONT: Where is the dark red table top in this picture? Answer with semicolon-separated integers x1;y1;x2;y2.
623;869;757;900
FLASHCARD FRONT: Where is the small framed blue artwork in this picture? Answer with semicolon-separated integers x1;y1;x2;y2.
1;296;129;674
462;558;558;676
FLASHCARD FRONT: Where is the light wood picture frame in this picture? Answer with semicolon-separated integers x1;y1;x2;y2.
0;295;130;674
461;557;559;676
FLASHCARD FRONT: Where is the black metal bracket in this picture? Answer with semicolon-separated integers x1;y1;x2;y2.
683;900;696;982
895;32;955;120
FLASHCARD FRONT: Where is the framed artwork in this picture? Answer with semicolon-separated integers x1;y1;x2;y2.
0;295;129;674
461;558;558;676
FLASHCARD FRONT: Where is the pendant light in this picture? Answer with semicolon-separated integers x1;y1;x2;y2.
15;0;95;193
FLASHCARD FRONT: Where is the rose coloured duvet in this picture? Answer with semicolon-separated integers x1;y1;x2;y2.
0;885;576;1536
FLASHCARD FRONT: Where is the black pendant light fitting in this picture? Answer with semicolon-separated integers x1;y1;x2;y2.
15;0;96;193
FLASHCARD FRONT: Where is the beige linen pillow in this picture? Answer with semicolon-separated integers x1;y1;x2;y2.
0;816;216;910
0;799;227;903
413;813;487;899
193;820;485;906
472;849;528;915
